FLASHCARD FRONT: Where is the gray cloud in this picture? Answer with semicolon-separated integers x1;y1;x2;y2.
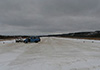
0;0;100;35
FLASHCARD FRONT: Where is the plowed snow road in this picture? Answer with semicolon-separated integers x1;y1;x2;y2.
0;37;100;70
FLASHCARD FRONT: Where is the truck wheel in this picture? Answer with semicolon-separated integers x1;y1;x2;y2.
35;41;38;43
24;41;28;43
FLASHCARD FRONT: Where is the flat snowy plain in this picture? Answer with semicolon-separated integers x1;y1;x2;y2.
0;37;100;70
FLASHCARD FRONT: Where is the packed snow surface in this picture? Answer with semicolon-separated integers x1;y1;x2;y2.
0;37;100;70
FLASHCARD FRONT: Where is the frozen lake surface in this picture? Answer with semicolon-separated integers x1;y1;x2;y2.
0;37;100;70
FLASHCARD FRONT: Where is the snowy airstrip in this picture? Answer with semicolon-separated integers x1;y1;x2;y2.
0;37;100;70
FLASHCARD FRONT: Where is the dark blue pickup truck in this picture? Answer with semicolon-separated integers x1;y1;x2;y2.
24;36;41;43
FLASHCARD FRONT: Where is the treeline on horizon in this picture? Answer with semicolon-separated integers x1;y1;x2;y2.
0;35;29;39
0;31;100;40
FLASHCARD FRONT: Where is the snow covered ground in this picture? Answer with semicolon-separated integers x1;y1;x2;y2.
0;37;100;70
0;39;15;44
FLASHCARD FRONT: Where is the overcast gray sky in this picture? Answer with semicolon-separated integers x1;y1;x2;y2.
0;0;100;35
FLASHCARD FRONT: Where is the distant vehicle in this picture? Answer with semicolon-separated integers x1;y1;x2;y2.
16;37;24;43
24;36;41;43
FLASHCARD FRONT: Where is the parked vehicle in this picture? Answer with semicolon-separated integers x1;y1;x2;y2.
24;36;41;43
16;37;24;43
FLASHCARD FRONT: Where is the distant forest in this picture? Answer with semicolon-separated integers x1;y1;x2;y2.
0;31;100;40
